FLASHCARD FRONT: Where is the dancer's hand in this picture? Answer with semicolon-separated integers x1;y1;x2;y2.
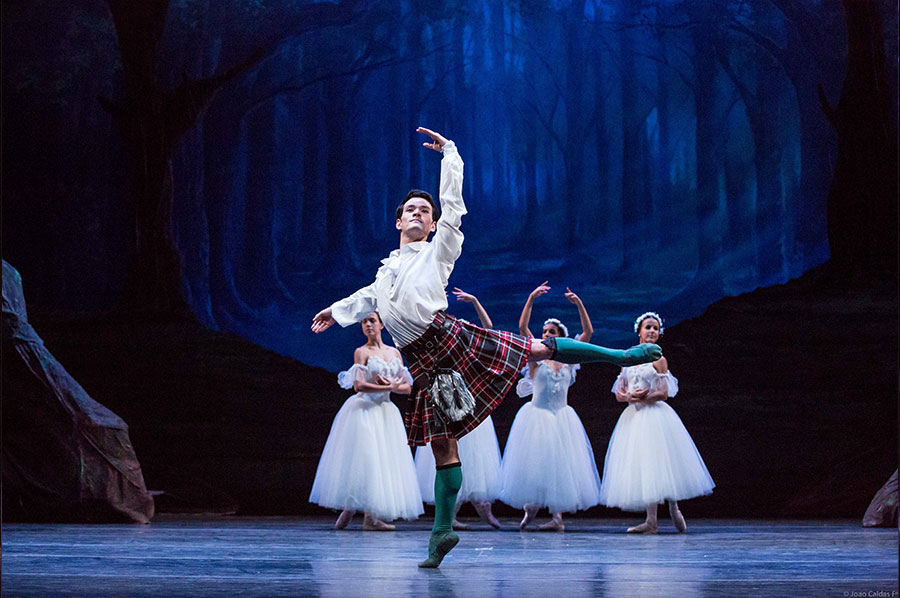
388;376;407;392
631;387;649;399
417;127;448;151
452;287;477;303
528;281;550;301
564;287;582;305
311;307;336;333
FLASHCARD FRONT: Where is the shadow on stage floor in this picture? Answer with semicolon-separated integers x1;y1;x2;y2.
2;516;897;598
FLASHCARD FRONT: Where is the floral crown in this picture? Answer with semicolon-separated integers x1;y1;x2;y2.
543;318;569;337
634;311;664;334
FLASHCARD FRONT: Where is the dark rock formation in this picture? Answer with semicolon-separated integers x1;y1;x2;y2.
25;305;348;516
862;470;898;528
2;261;154;522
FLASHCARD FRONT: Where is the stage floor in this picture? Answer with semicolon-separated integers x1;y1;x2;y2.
2;517;896;597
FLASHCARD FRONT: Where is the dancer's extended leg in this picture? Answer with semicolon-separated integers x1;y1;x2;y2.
533;337;662;366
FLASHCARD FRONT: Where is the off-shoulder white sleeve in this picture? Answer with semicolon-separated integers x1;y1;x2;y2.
653;371;679;397
400;365;414;386
610;371;627;394
568;364;581;387
516;375;534;397
337;364;367;389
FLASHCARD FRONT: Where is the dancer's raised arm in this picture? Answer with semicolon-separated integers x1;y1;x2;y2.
452;287;493;329
564;287;593;342
519;281;550;336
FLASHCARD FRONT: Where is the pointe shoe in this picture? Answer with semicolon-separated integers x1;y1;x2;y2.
519;507;538;530
538;516;564;532
417;531;460;568
626;521;658;534
452;518;470;531
622;343;662;366
474;501;501;529
362;514;396;531
668;503;686;532
334;510;355;530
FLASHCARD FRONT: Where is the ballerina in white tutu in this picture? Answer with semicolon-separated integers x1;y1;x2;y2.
309;312;424;530
415;288;503;530
500;282;603;532
599;312;715;533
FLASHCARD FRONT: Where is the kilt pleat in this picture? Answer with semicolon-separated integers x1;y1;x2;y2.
400;312;531;446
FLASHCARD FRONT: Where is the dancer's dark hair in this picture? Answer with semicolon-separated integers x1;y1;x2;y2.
395;189;440;221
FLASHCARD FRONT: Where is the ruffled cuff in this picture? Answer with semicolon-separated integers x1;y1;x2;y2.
610;372;626;394
337;364;366;390
653;371;679;397
516;375;534;398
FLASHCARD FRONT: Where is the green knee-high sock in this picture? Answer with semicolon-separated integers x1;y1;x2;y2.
433;463;462;535
548;337;662;366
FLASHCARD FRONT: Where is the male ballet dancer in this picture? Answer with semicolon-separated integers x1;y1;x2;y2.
312;127;661;567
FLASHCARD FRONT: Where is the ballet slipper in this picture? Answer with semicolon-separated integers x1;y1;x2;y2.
334;510;355;530
668;501;686;532
538;513;564;532
417;530;460;568
626;521;658;534
474;501;501;529
520;505;539;530
362;513;396;531
452;518;470;530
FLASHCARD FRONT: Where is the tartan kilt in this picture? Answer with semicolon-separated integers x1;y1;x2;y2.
400;311;531;446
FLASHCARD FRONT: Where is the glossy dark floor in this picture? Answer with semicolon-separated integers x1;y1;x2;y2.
2;517;896;597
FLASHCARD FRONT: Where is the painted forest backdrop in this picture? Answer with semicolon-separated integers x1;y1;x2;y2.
3;0;898;371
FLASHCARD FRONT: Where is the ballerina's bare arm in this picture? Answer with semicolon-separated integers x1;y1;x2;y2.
565;287;593;342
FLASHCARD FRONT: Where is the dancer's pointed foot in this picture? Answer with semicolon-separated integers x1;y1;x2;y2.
626;521;658;534
623;343;662;366
474;501;501;529
335;510;355;530
519;506;539;530
451;518;469;531
362;513;396;531
417;530;460;568
538;514;564;532
668;502;686;532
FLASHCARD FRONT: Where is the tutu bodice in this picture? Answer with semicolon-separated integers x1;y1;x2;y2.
516;362;579;412
615;363;678;409
338;356;412;404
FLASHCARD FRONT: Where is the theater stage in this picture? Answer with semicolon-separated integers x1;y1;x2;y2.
2;517;896;597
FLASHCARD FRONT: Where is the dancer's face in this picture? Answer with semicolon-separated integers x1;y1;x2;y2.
638;318;660;344
361;312;383;338
542;323;563;339
396;198;436;241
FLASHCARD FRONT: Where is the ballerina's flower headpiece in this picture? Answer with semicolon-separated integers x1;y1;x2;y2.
543;318;569;337
634;311;664;334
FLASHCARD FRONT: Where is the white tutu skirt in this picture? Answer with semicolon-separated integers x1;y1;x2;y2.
415;416;502;504
499;403;602;513
309;394;423;520
599;401;714;511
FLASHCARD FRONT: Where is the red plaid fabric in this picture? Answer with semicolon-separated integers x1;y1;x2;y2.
400;311;531;446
